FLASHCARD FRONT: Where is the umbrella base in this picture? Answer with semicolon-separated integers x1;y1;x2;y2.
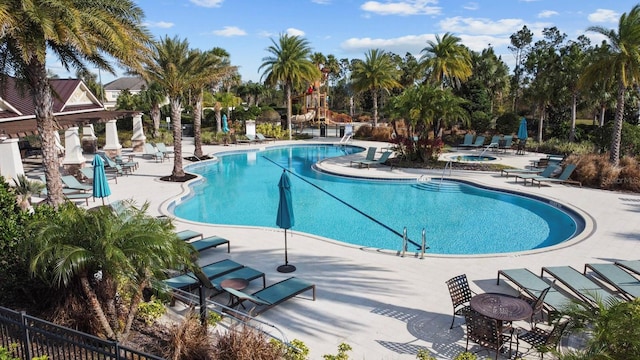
277;264;296;273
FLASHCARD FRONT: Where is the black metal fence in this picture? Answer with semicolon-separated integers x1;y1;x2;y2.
0;307;163;360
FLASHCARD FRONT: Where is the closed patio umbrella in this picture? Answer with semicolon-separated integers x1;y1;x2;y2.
518;117;528;140
276;170;295;273
92;155;111;205
222;114;229;133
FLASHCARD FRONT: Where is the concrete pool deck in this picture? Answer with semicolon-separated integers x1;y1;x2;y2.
36;138;640;359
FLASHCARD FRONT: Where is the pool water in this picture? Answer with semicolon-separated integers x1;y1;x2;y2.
452;155;497;162
172;145;582;255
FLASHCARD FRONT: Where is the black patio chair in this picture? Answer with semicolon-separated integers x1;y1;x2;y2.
464;309;514;360
446;274;475;329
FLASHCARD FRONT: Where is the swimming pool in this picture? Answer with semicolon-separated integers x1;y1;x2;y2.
172;144;583;255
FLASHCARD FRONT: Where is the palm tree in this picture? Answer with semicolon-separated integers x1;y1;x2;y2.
583;5;640;165
420;33;472;89
0;0;151;207
140;82;166;138
350;49;401;127
189;48;236;158
259;34;319;140
144;36;199;180
26;202;195;341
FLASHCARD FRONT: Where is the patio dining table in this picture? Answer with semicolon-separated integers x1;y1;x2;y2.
470;293;533;323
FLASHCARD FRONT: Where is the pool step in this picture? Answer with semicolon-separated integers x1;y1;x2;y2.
413;181;462;192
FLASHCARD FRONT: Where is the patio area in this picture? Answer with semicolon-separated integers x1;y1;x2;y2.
27;138;640;359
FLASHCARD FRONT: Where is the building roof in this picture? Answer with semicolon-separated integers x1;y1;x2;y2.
104;77;147;92
0;75;136;138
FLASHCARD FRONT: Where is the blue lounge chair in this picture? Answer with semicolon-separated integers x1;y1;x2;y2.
175;229;203;241
497;268;572;314
468;135;486;148
61;175;93;192
350;147;377;167
256;133;276;142
584;263;640;300
80;166;117;184
615;260;640;275
99;153;132;175
499;135;513;153
357;150;392;169
541;266;617;306
163;259;244;291
514;164;561;185
529;164;581;188
500;167;544;178
143;143;163;162
223;277;315;315
155;142;174;160
458;133;474;148
189;235;231;253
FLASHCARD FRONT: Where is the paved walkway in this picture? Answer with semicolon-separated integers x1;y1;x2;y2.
32;139;640;359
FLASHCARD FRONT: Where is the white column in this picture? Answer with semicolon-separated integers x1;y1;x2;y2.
131;113;146;152
103;119;122;156
0;139;25;184
246;120;256;137
82;124;98;153
62;127;85;165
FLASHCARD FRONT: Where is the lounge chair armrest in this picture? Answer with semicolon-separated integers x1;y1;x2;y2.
223;287;271;306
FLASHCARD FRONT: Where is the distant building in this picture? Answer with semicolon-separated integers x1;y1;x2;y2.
103;77;147;110
0;75;134;138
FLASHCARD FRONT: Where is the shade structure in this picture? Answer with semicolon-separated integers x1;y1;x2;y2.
222;114;229;133
276;170;295;273
92;155;111;205
518;117;528;140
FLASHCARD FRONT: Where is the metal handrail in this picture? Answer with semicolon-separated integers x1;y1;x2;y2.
440;160;453;187
401;227;408;257
421;228;426;259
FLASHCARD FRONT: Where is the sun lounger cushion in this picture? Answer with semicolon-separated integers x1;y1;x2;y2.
615;260;640;275
163;259;244;290
223;277;316;315
585;263;640;300
176;229;203;241
189;236;230;253
542;266;616;305
497;268;572;312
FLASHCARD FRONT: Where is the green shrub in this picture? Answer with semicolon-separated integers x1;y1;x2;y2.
593;121;640;157
528;138;595;156
270;339;309;360
453;352;477;360
322;342;352;360
257;123;286;139
416;349;437;359
495;112;519;135
470;111;492;133
136;297;166;325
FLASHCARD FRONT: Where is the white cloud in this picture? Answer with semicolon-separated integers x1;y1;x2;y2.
213;26;246;37
311;0;331;4
341;34;432;55
361;0;441;16
143;21;174;29
189;0;223;7
286;28;305;37
538;10;558;18
588;9;619;23
258;30;274;38
439;17;525;35
463;2;479;11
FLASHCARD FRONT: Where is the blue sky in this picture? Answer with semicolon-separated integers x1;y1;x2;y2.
50;0;639;84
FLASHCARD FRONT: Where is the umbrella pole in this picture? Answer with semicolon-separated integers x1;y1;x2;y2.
277;229;296;273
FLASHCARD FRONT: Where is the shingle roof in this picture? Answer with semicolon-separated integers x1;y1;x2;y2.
0;75;136;138
104;77;147;91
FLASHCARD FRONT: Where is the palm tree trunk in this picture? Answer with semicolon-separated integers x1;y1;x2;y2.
121;281;146;340
215;103;222;133
609;80;625;166
79;276;116;340
537;104;545;143
151;103;161;138
286;84;292;140
569;92;577;142
170;97;185;178
27;60;64;207
372;89;378;127
600;105;606;127
193;92;203;158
